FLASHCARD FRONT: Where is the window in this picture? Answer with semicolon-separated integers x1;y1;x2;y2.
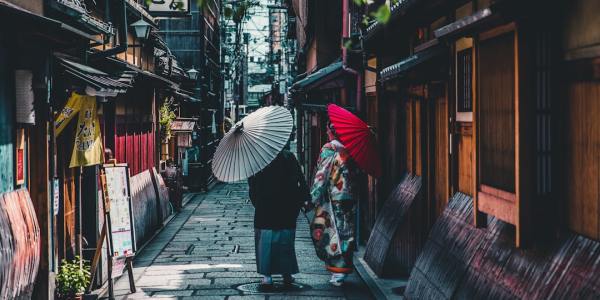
457;49;473;113
455;38;474;122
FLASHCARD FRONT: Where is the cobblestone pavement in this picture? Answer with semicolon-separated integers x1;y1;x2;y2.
106;183;374;300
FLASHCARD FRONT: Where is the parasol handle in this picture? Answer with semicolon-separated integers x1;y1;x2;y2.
234;122;244;133
367;125;377;136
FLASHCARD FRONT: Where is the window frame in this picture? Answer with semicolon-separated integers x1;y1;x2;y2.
455;37;474;122
473;22;523;246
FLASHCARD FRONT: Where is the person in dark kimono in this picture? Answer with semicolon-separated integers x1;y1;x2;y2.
248;148;310;289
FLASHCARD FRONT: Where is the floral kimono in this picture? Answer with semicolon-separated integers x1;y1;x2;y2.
310;140;356;273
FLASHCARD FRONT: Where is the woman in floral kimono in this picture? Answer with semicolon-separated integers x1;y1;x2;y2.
308;122;357;286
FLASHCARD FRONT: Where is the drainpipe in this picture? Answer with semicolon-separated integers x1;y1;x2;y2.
342;0;364;245
90;0;128;59
342;0;363;114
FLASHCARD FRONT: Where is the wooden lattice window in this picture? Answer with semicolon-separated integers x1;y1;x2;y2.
456;38;474;122
457;49;473;112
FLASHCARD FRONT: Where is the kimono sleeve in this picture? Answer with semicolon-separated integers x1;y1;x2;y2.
247;176;258;207
310;144;335;206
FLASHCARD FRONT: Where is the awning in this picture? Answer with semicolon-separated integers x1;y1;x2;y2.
291;61;345;92
380;45;446;82
0;0;98;43
175;90;200;103
365;0;421;40
90;56;180;90
434;8;494;40
57;57;131;95
171;119;196;132
139;70;179;89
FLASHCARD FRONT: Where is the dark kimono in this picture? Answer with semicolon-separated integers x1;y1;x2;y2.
310;140;357;274
248;150;310;276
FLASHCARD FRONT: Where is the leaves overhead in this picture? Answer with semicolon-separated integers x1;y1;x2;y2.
371;3;391;23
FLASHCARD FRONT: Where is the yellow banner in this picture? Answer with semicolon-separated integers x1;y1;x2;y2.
54;92;84;136
69;96;104;168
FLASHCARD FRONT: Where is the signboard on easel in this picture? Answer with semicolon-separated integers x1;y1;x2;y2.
88;163;137;298
103;165;136;259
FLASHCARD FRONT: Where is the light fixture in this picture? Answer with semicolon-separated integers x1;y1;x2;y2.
187;66;199;80
131;19;152;40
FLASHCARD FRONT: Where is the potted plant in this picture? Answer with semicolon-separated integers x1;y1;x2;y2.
56;256;91;300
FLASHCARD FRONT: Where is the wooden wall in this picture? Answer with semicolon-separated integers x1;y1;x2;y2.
565;82;600;240
562;0;600;242
457;123;473;195
478;31;516;193
431;85;449;220
114;88;156;176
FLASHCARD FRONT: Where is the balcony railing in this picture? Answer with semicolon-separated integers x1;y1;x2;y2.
125;0;156;26
52;0;114;35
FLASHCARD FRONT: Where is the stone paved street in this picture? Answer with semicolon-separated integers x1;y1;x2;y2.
106;183;373;300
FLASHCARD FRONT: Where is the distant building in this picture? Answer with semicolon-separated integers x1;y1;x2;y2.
248;84;272;109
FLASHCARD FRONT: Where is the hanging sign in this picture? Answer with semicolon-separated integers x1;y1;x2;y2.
54;92;84;137
148;0;190;16
53;179;60;216
69;96;104;168
177;132;192;148
15;70;35;124
16;129;25;185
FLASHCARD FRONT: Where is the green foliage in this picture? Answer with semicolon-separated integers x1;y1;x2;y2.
222;0;259;23
159;98;177;142
224;6;233;18
354;0;402;26
343;39;354;49
56;256;91;299
371;4;391;23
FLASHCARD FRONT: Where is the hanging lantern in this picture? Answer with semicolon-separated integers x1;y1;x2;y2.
131;19;152;40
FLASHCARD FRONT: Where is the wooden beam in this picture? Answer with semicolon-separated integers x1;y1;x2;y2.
477;191;517;225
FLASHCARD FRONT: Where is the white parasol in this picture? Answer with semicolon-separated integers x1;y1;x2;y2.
212;106;293;182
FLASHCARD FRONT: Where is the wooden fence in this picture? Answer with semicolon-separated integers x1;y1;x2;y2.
405;192;600;299
130;168;173;249
0;189;40;299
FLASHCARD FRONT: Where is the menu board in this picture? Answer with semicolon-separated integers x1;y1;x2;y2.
103;165;136;258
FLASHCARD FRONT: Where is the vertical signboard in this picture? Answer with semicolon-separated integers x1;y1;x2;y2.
103;164;136;260
16;128;25;185
148;0;190;16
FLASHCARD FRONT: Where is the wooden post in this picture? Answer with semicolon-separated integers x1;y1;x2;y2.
126;257;136;293
86;221;106;293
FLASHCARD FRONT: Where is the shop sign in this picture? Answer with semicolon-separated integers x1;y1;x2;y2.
16;129;25;185
177;133;192;148
15;70;35;124
69;96;104;168
53;179;60;216
148;0;190;16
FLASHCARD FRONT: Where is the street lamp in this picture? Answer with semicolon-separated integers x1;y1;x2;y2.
131;19;152;40
187;66;199;80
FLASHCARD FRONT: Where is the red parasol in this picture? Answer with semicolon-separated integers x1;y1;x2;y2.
327;104;381;177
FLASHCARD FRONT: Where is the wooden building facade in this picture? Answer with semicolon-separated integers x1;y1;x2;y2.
0;0;217;298
289;0;600;296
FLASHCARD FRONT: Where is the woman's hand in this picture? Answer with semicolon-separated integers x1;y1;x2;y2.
302;201;315;212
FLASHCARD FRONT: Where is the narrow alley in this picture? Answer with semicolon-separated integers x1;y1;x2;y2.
107;183;373;300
